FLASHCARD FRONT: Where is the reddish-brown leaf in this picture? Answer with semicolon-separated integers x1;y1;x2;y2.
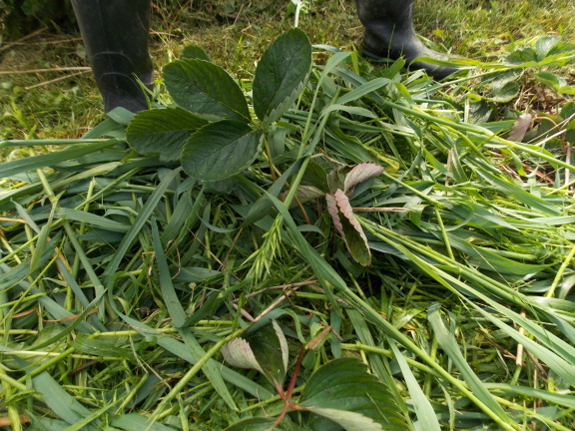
508;113;532;142
327;190;372;266
344;162;384;193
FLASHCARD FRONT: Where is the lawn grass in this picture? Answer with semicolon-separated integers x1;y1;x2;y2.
1;1;575;430
2;0;574;141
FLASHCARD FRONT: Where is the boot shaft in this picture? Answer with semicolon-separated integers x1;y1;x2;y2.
355;0;416;35
355;0;457;80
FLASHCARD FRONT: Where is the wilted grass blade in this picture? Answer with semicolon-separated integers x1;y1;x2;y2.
446;233;550;276
485;383;575;409
0;233;61;291
468;301;575;386
62;222;106;319
107;308;273;400
348;309;411;419
26;293;102;351
5;274;94;335
60;400;120;431
55;208;129;232
472;167;560;215
13;200;41;233
335;78;393;105
161;188;194;244
82;117;124;139
55;258;91;308
29;223;50;273
320;104;376;119
30;369;95;428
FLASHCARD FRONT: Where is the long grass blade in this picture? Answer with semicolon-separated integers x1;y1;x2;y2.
389;339;441;431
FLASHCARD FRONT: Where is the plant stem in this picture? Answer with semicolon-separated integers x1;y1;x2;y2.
547;244;575;298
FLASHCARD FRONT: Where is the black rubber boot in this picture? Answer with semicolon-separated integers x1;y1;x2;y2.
72;0;154;113
355;0;457;80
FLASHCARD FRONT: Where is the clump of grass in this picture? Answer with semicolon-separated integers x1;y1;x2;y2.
2;30;575;428
2;1;575;430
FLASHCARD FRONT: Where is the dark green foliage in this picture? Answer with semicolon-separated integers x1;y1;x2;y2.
126;107;208;161
299;358;409;430
181;120;263;181
253;28;312;124
129;27;312;184
0;0;75;39
164;58;251;122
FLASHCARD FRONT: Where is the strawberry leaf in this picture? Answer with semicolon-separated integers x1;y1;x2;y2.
181;120;263;182
221;321;288;388
164;58;250;122
326;190;372;266
507;113;532;142
253;28;312;125
221;337;264;374
297;358;409;431
126;108;208;161
246;320;288;387
343;162;384;193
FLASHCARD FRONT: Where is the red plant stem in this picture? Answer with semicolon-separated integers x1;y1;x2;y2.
286;349;305;404
275;381;286;400
271;349;306;428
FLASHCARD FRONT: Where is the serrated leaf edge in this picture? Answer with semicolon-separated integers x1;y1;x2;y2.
327;190;372;266
164;59;250;122
344;162;384;193
263;77;309;126
182;122;263;182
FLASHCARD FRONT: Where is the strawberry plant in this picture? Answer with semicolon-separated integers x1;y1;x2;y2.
127;28;312;181
220;321;408;430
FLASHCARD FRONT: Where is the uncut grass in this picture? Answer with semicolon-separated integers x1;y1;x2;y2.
1;1;575;430
2;0;575;140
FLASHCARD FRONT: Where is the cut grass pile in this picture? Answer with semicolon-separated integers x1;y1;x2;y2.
1;1;575;430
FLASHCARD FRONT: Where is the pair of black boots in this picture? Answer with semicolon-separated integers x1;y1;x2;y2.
73;0;457;114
